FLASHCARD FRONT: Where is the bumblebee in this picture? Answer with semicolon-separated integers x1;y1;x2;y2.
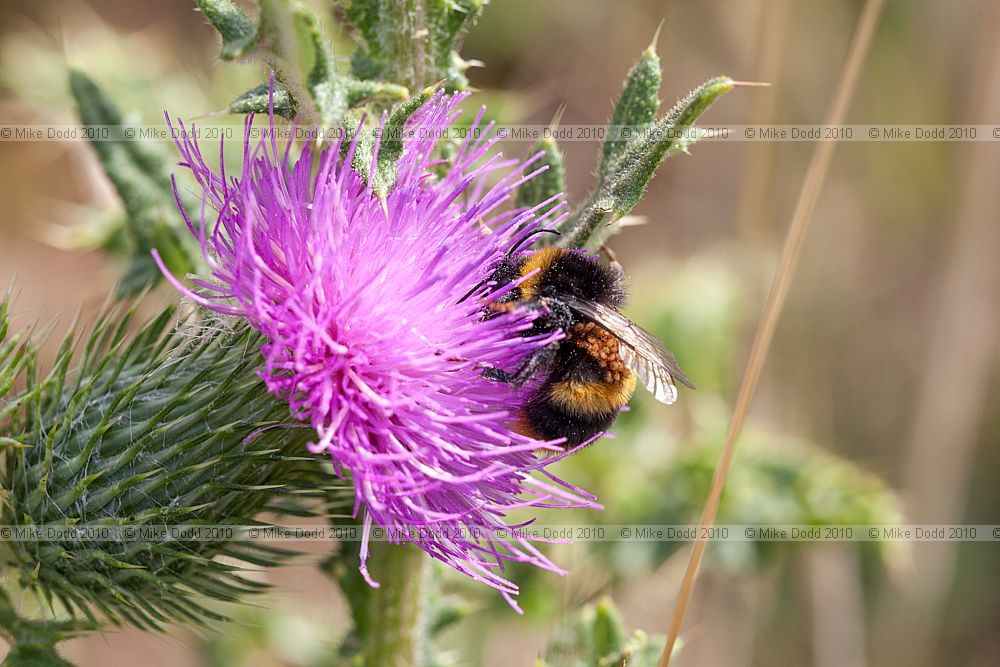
462;232;694;448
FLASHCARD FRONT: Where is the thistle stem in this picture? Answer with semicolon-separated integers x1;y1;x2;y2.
365;544;428;667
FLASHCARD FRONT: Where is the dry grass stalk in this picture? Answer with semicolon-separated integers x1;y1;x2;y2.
658;1;886;664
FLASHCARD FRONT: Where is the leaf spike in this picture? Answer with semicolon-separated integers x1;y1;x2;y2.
547;102;567;131
648;19;665;53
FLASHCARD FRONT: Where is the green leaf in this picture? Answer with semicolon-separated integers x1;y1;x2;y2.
68;70;201;297
373;85;438;196
293;4;409;127
606;397;906;575
324;554;371;660
346;79;411;110
343;85;438;197
227;83;297;118
606;76;733;210
516;137;566;216
346;0;484;91
1;643;75;667
599;41;661;179
558;75;734;250
591;597;628;663
0;588;91;665
541;598;672;667
297;4;347;125
612;630;669;667
195;0;259;60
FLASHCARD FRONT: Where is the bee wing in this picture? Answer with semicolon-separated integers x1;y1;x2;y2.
619;345;679;405
561;295;694;405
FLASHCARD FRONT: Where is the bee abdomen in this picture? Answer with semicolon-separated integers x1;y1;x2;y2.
519;374;637;448
548;377;637;415
520;394;620;448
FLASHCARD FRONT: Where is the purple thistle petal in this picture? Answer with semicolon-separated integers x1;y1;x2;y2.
157;90;598;604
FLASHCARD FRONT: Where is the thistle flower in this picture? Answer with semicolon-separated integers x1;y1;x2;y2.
155;91;598;604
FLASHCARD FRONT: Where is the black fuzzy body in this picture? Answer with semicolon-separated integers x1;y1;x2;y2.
484;247;633;448
520;341;621;445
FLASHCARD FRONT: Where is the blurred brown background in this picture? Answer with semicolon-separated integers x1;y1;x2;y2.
1;1;998;665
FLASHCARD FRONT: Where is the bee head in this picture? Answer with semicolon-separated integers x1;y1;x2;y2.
457;228;560;304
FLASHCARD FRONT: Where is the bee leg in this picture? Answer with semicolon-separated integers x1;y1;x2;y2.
601;244;623;272
482;343;559;387
482;366;513;383
509;343;560;386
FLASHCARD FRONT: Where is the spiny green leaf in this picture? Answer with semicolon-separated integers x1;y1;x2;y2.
345;80;410;109
1;643;76;667
606;76;733;205
195;0;259;60
325;553;370;660
540;598;672;667
599;42;661;178
516;137;566;217
297;3;346;125
592;597;629;663
228;83;297;118
68;70;201;296
343;85;439;197
372;84;438;197
558;75;734;250
0;589;92;666
293;4;409;127
346;0;484;91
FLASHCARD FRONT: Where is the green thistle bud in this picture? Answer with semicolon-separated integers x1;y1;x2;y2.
0;301;338;632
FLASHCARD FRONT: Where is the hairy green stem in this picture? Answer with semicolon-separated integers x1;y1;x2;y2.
401;0;429;92
365;545;428;667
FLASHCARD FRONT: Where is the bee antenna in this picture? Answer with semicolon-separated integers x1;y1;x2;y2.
506;228;560;256
457;229;560;304
457;279;487;304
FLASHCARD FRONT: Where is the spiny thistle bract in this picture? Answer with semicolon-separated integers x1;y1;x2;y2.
155;90;600;606
0;300;341;631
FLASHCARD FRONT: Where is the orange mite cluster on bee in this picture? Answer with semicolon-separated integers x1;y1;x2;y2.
568;322;630;384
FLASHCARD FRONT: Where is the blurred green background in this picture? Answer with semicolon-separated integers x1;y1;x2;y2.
1;1;998;665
